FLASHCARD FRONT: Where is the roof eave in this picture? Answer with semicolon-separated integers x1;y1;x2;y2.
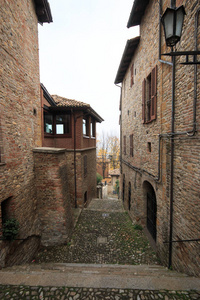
114;36;140;84
41;83;57;106
34;0;53;24
49;104;103;123
127;0;150;28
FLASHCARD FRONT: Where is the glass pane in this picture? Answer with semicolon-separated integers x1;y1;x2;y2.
163;9;174;40
56;114;70;134
176;7;185;38
56;124;64;134
83;119;86;135
44;112;53;134
90;122;93;137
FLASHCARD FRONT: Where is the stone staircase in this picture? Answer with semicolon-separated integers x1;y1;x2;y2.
0;263;200;291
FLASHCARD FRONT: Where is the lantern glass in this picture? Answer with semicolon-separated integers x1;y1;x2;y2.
175;6;185;38
161;5;186;47
163;8;174;41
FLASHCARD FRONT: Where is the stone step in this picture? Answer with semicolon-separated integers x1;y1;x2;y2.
1;263;200;291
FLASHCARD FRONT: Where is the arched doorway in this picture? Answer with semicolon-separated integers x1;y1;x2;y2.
84;191;87;206
144;181;157;241
128;182;131;210
122;175;125;202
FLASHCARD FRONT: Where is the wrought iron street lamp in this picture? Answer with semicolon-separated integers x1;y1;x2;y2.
161;5;186;47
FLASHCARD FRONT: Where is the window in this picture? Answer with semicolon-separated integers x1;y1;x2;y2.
142;65;157;123
123;135;126;155
83;118;89;136
44;111;53;134
130;134;133;157
130;64;134;87
90;120;95;137
56;114;70;134
44;111;71;135
84;155;87;177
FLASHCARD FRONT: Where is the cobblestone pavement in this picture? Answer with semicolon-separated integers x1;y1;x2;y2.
1;198;200;299
35;198;159;265
0;285;200;299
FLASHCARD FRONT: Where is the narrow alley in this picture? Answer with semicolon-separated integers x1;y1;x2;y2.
35;197;159;266
0;197;200;299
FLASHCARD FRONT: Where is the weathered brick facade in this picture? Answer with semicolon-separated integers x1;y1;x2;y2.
40;86;103;211
116;0;200;276
0;0;52;267
0;0;102;264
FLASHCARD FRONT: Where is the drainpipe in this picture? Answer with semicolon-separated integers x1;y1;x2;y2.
73;111;89;208
169;53;175;269
73;110;77;208
192;7;200;135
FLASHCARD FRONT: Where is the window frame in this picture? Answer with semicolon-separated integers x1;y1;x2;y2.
83;117;89;137
44;110;72;137
142;65;157;124
90;119;96;138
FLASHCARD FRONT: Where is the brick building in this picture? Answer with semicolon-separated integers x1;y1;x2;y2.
115;0;200;276
0;1;52;267
39;84;103;210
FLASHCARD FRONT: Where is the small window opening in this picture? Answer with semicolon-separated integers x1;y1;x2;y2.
148;142;152;152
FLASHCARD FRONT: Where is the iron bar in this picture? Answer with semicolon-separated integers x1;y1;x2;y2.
164;239;200;244
169;52;176;270
162;50;200;56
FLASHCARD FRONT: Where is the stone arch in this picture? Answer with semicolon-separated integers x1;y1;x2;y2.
143;181;157;241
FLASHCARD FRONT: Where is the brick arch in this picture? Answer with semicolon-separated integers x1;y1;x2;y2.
143;181;157;241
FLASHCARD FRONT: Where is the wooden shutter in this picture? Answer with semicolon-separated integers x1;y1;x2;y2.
142;79;146;123
151;65;157;120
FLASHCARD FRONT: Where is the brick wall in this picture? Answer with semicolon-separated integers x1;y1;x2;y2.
120;0;200;276
65;148;97;208
0;0;42;268
33;148;74;246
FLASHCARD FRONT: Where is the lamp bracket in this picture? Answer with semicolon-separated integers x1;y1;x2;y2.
161;51;200;65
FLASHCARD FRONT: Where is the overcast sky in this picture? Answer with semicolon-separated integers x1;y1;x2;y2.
38;0;139;137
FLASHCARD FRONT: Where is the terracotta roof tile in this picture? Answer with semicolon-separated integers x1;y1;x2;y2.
52;95;90;108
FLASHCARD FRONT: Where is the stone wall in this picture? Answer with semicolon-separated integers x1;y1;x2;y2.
0;0;42;268
120;0;200;276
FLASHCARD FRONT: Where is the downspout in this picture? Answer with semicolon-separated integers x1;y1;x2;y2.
169;53;175;269
192;7;200;135
73;110;77;208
